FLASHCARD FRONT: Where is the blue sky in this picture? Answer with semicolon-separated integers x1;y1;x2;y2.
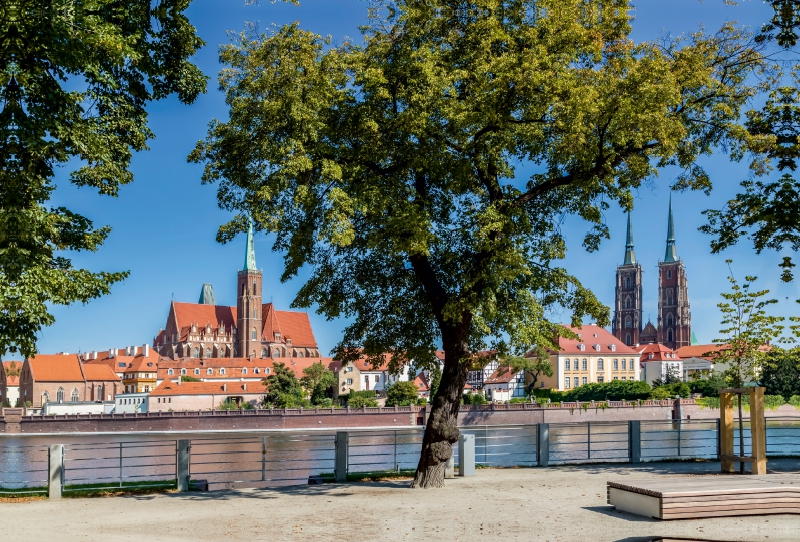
40;0;796;358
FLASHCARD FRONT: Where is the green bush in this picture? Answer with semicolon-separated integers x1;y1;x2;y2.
688;373;726;396
764;394;787;410
650;387;672;400
463;393;487;405
790;395;800;409
386;381;421;406
416;397;428;406
509;397;527;403
350;390;377;399
563;380;651;402
217;401;254;410
651;382;691;399
348;396;379;408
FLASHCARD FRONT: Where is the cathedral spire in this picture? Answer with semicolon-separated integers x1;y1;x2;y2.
664;193;678;262
243;217;257;271
623;211;636;265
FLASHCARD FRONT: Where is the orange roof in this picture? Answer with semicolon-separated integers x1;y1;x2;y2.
553;325;639;355
82;364;121;382
150;379;267;396
6;375;19;386
484;366;522;384
157;357;335;378
413;372;429;392
676;344;726;360
638;343;681;362
27;354;85;382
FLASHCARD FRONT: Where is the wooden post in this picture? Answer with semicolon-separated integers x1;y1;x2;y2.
749;387;767;475
720;391;734;473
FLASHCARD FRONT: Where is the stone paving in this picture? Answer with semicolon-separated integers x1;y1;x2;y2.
3;459;799;541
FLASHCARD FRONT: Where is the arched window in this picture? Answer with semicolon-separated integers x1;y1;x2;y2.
622;359;627;370
192;347;200;358
625;316;632;328
205;348;212;358
564;359;570;371
625;297;631;309
582;359;588;371
253;281;257;295
251;328;257;340
273;348;279;358
261;348;267;358
207;368;213;375
668;329;673;342
56;387;65;403
180;368;187;375
71;389;79;402
253;307;257;318
168;369;174;376
298;351;304;357
613;358;619;370
242;368;247;375
667;314;673;327
625;277;631;289
265;368;271;374
220;368;226;375
625;333;632;346
255;368;260;374
597;358;604;370
42;391;50;404
667;270;672;279
194;368;200;375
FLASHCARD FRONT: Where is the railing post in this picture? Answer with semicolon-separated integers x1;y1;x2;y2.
537;423;549;467
335;431;348;483
48;444;64;500
629;420;641;463
458;434;475;476
177;440;190;492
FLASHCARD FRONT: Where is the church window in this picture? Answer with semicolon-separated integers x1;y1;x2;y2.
613;359;618;370
194;368;200;375
57;387;65;403
667;270;672;279
71;389;79;402
192;347;199;358
253;308;257;318
625;277;631;289
667;314;673;327
181;368;187;375
242;368;248;374
625;316;631;328
668;329;673;342
220;368;226;375
625;333;632;346
207;368;213;375
582;359;587;371
205;348;212;358
298;351;304;357
261;348;267;358
273;348;279;358
168;369;174;376
43;391;50;403
242;284;245;295
625;297;631;309
253;281;257;295
597;359;604;370
252;328;257;340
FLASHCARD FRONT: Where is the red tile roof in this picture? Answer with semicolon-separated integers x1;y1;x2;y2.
82;364;122;382
150;379;267;396
484;366;522;384
638;343;681;362
27;355;85;382
553;325;640;355
5;376;19;386
413;372;429;392
676;344;725;360
157;357;335;379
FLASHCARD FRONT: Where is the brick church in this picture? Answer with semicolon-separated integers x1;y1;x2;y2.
611;195;692;350
154;222;320;360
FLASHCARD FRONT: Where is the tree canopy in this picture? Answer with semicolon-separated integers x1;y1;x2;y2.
263;362;305;407
193;0;765;487
0;0;206;357
386;381;422;407
301;361;335;405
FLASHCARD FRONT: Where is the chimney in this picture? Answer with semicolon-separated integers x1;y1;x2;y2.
177;377;181;386
243;383;247;391
143;344;149;357
92;351;98;360
223;383;227;392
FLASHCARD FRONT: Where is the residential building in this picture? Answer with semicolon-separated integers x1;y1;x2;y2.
18;354;121;408
147;379;268;411
84;344;163;393
332;353;410;398
156;357;335;385
466;351;500;390
537;324;641;391
611;196;692;349
638;343;684;385
483;366;526;402
114;393;149;413
153;221;320;360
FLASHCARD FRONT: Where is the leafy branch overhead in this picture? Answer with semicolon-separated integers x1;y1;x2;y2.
0;0;207;357
192;0;766;487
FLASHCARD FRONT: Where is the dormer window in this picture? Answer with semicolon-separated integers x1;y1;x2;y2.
577;344;585;351
593;344;600;351
610;344;616;352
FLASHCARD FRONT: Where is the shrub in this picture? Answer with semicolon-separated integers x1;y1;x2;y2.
178;375;202;383
650;387;672;400
386;381;421;406
348;396;379;408
463;393;487;405
688;373;726;396
509;397;527;404
416;397;428;406
349;390;377;399
764;394;787;410
651;382;691;399
563;380;651;402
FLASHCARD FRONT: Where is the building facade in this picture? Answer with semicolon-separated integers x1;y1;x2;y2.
612;196;691;349
18;354;121;408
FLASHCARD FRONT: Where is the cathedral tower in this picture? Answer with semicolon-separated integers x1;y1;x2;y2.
657;195;691;349
237;219;263;358
612;212;643;346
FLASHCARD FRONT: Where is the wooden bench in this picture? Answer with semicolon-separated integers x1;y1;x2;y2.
607;475;800;519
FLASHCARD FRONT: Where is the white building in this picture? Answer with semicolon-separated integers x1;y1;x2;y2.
484;367;526;402
114;392;149;413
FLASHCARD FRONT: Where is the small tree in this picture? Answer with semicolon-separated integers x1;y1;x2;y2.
348;395;379;408
263;362;305;408
713;263;785;388
759;347;800;400
301;361;335;405
651;365;682;387
509;354;554;392
386;381;421;407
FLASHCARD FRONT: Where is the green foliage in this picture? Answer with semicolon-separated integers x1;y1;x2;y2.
688;373;727;396
759;347;800;400
711;266;785;388
696;396;721;409
462;393;488;405
651;365;682;387
649;387;673;400
385;381;421;407
764;394;787;410
651;382;691;399
349;390;376;399
563;381;651;402
0;0;207;357
509;397;528;404
348;396;379;408
217;400;254;410
301;361;335;405
263;362;305;408
789;395;800;408
178;375;201;383
508;355;553;391
428;366;442;402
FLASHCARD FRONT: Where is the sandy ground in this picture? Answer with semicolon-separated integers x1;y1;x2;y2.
4;459;800;541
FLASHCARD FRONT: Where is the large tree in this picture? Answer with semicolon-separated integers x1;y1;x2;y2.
192;1;764;487
0;0;206;357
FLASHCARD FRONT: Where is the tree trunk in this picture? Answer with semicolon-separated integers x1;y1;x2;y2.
411;343;470;488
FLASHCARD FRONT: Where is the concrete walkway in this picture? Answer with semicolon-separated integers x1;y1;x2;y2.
4;459;800;541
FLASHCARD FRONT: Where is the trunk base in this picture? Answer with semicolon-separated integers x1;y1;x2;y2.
410;452;448;488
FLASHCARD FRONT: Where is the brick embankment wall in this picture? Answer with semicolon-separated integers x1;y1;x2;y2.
0;407;423;434
682;403;800;420
457;403;678;425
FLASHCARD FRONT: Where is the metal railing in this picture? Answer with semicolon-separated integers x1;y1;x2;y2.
1;417;798;497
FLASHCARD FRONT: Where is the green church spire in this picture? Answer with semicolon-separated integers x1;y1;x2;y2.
243;217;257;271
664;193;678;263
623;211;636;265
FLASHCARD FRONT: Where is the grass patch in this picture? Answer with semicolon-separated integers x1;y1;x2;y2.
0;486;48;500
318;469;417;482
63;479;176;497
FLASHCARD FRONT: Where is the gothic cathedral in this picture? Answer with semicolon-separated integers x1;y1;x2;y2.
612;195;691;349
